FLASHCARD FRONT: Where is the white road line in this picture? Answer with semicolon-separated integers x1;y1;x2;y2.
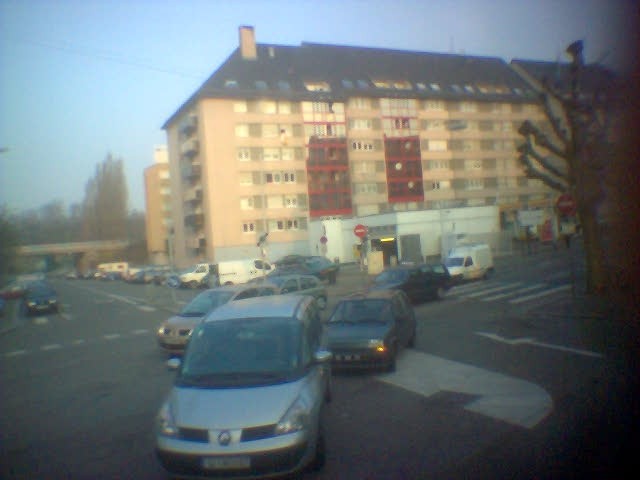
103;334;121;340
509;284;572;304
41;344;62;351
71;339;85;345
450;281;501;294
483;284;547;301
138;306;156;312
378;349;553;429
5;350;28;357
131;329;149;335
475;332;603;358
34;317;49;325
464;283;524;298
107;294;138;305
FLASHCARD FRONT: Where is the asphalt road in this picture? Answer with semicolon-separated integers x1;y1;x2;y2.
1;244;637;479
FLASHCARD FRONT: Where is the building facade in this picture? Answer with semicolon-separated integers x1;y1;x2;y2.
144;145;172;265
163;26;559;268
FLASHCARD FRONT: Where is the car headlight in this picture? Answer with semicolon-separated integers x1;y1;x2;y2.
157;325;167;335
156;402;178;437
48;299;57;304
275;394;311;435
27;301;36;307
368;339;387;352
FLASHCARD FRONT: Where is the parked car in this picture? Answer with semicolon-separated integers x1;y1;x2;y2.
155;294;331;478
369;263;452;303
156;283;279;354
272;255;339;284
22;281;59;315
0;280;28;300
260;274;328;309
326;289;416;372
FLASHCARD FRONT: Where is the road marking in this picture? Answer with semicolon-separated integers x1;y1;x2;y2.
131;329;149;335
103;333;121;340
378;349;553;429
464;283;524;298
5;350;28;357
33;317;49;325
138;305;156;312
508;284;572;304
475;332;603;358
41;344;62;351
482;284;547;301
71;339;85;345
450;281;501;294
107;294;138;305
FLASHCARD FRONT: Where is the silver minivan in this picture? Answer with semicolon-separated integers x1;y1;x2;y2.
155;295;332;479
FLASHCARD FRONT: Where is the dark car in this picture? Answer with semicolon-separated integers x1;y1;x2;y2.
22;281;59;315
369;263;452;303
272;255;339;284
326;289;416;372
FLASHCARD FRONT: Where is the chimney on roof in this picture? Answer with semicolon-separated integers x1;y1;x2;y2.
239;25;257;60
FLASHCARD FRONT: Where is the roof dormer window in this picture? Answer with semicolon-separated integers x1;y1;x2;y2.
342;79;354;89
429;83;441;91
224;79;239;88
357;79;370;89
255;80;268;90
277;80;291;91
304;81;331;92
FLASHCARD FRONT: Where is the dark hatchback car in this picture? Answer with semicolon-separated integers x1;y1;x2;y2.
326;289;416;372
272;256;339;284
22;281;59;315
369;263;452;304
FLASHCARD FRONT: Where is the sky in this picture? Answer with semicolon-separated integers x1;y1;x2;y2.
0;0;637;214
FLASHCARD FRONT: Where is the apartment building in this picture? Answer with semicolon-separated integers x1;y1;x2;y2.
144;145;172;264
163;26;560;267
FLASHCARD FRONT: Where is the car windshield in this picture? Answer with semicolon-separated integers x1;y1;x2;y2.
329;299;393;324
373;269;409;284
445;257;464;267
180;291;234;317
177;317;302;387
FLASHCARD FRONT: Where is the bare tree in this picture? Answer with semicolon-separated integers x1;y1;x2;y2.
516;41;621;294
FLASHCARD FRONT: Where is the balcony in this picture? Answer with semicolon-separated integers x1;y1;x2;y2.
180;115;198;136
181;138;199;157
182;164;201;181
184;213;204;228
184;187;203;204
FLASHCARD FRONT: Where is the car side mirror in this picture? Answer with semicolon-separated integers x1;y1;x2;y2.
167;357;181;370
314;350;332;363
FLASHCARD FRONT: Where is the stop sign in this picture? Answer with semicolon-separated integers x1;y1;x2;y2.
556;194;577;216
353;224;368;238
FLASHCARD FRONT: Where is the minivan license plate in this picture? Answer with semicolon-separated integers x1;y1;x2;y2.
202;456;250;470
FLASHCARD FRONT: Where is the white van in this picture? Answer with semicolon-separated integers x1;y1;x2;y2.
445;243;494;282
179;259;273;288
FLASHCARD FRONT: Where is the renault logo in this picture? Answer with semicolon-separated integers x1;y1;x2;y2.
218;430;231;446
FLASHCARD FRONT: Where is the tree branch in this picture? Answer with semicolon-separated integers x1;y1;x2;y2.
541;93;571;144
526;145;570;181
518;154;568;192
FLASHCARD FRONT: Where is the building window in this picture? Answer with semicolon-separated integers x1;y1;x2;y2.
263;148;280;161
429;83;441;91
459;102;477;112
351;139;375;151
355;183;378;194
284;195;298;208
255;80;268;90
283;172;296;183
428;140;447;152
235;124;249;137
286;219;299;230
265;172;281;184
467;179;484;190
281;148;295;161
262;124;279;138
268;219;286;231
242;222;256;233
239;172;253;185
237;148;250;161
259;101;277;114
277;80;291;91
240;197;254;210
233;101;247;113
225;79;238;88
350;118;372;130
424;100;445;110
349;97;370;109
356;79;370;89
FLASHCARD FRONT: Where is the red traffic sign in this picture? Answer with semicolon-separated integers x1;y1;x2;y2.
353;224;368;238
319;235;328;244
556;194;577;216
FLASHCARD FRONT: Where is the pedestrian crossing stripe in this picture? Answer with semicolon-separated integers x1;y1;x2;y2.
482;284;548;301
450;280;572;304
464;283;524;298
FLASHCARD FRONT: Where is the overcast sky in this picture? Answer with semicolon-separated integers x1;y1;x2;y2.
0;0;637;214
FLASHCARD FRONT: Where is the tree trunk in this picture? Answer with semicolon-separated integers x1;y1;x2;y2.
579;204;607;294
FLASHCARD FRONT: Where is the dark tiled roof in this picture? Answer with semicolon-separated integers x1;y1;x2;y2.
510;59;617;95
164;42;537;128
